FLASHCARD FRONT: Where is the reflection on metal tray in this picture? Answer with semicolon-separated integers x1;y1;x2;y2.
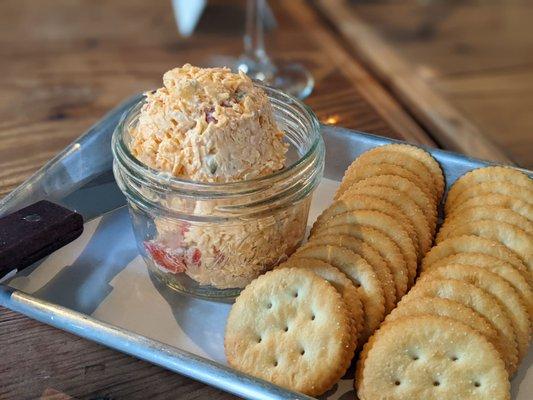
0;96;531;400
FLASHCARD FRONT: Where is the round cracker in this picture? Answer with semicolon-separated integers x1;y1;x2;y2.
356;316;510;400
448;193;533;222
310;224;408;299
421;235;528;279
438;206;533;242
419;264;530;362
225;268;355;396
370;143;445;200
293;244;385;342
446;166;532;211
341;185;432;255
346;149;439;202
445;181;533;215
404;278;518;374
385;297;500;353
311;194;419;255
426;253;533;317
336;163;434;206
313;210;418;287
277;258;364;343
342;174;437;234
304;234;397;312
438;220;533;271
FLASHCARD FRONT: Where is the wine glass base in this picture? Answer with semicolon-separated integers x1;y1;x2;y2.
207;56;314;100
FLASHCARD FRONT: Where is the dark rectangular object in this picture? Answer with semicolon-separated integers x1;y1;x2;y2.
0;200;83;277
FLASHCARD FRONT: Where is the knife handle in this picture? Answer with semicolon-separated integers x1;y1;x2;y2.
0;200;83;277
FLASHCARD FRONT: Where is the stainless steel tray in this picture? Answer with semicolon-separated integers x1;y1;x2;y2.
1;96;531;399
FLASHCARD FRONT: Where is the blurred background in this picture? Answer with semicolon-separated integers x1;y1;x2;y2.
0;0;531;201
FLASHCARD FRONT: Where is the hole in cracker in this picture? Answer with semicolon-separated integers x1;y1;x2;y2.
411;355;419;361
300;349;305;356
311;314;316;321
294;291;299;298
394;381;401;386
257;337;262;343
451;356;458;361
267;302;272;309
433;381;440;387
284;326;289;332
273;361;278;367
474;381;481;387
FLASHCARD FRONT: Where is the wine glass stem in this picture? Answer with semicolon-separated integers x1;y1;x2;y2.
243;0;273;69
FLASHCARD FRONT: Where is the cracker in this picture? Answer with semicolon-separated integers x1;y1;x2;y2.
437;206;533;242
370;143;445;200
311;194;419;255
446;166;532;211
420;264;530;362
426;253;533;317
404;278;518;374
293;244;385;342
448;193;533;222
336;163;434;207
313;210;418;287
342;174;437;234
385;297;500;356
356;316;510;400
421;235;528;280
224;268;355;396
304;234;397;312
346;149;439;202
340;185;432;255
310;224;408;299
277;257;364;341
437;220;533;271
445;181;533;215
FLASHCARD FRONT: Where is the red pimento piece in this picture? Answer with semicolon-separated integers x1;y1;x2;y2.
144;241;187;274
192;248;202;265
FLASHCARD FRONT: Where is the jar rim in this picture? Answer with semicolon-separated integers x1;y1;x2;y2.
111;82;322;192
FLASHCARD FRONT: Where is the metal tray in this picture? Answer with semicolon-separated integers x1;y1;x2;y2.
0;96;531;399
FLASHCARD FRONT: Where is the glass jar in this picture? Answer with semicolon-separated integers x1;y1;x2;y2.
112;84;324;300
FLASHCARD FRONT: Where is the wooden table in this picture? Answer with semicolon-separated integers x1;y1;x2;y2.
0;0;500;399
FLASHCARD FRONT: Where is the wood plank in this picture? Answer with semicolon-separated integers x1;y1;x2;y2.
316;0;514;165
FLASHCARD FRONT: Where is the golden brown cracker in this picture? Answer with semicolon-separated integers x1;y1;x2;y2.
445;181;533;215
342;174;437;234
421;235;528;280
224;268;354;396
313;210;418;287
310;224;408;299
446;166;532;211
404;278;518;374
311;194;419;256
448;193;533;222
336;163;434;206
438;206;533;242
293;244;385;342
347;149;439;202
341;184;432;254
427;253;533;317
304;234;397;312
437;220;533;271
277;257;364;341
420;264;530;362
356;316;510;400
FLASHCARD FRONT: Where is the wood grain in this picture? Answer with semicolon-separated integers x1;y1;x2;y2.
317;0;533;168
315;0;514;165
0;0;435;399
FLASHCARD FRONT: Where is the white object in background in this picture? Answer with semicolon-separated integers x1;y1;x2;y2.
172;0;207;36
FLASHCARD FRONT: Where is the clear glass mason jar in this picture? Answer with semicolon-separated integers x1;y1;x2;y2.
112;84;325;300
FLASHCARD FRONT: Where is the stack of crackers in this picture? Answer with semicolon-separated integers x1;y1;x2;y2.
357;166;532;399
225;144;444;396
